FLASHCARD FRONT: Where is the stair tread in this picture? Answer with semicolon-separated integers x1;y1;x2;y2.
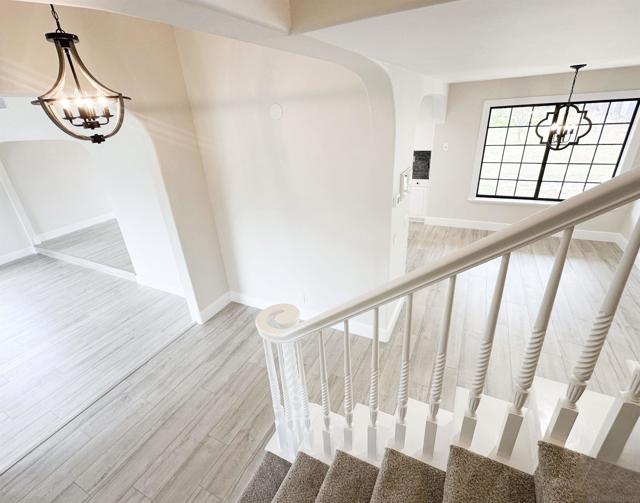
442;445;535;503
370;447;445;503
272;451;329;503
315;450;379;503
535;441;640;503
238;451;292;503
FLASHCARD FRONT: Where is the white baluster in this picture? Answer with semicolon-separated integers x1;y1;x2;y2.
256;304;302;458
343;320;354;450
394;293;414;448
497;227;573;458
263;340;287;452
423;275;456;458
546;218;640;445
459;253;510;447
591;361;640;463
318;329;333;457
368;307;380;459
295;341;312;446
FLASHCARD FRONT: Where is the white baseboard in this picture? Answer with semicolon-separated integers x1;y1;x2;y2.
0;246;35;266
36;246;136;282
36;212;116;242
424;216;626;245
194;292;232;324
136;274;184;297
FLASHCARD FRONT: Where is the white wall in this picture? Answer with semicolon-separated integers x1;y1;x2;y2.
427;66;640;235
0;140;112;239
174;29;393;323
0;181;31;261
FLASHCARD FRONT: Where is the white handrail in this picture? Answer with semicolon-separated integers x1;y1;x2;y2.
260;168;640;344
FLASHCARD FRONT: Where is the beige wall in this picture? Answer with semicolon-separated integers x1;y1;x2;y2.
174;28;393;323
0;0;228;319
428;66;640;234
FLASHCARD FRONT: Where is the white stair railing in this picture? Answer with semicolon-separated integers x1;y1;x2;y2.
255;168;640;466
496;226;574;458
545;216;640;445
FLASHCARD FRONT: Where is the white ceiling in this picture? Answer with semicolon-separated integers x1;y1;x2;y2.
307;0;640;82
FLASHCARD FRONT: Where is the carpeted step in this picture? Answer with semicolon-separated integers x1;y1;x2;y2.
271;451;329;503
238;451;292;503
442;445;535;503
535;440;640;503
315;450;379;503
370;447;445;502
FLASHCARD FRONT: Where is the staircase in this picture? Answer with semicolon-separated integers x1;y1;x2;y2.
243;169;640;502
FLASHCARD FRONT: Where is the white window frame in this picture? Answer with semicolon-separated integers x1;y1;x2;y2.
469;90;640;206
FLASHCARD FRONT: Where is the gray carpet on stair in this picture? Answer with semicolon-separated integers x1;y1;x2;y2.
442;445;535;503
535;440;640;503
370;447;445;503
315;450;379;503
238;451;292;503
271;451;329;503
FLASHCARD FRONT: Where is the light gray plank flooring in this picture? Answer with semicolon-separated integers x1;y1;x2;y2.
0;255;191;476
1;224;638;501
39;219;134;273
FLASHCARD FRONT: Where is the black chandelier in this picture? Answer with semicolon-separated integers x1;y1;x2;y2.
535;64;592;151
31;4;130;144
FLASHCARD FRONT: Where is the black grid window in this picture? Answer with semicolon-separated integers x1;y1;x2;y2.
476;98;640;201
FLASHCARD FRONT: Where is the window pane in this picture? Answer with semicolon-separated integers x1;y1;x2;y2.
526;126;544;145
480;163;500;178
483;145;504;162
515;180;536;198
583;102;609;123
489;108;511;127
565;164;589;182
585;182;599;191
606;100;637;123
499;163;520;179
587;164;616;183
600;124;628;144
478;179;497;196
539;182;562;199
506;127;528;144
593;144;622;164
543;164;566;181
510;107;533;126
486;127;507;145
531;105;555;125
496;180;516;196
519;163;541;180
560;183;585;199
547;147;572;163
523;145;545;162
503;145;524;162
579;124;602;144
571;145;596;163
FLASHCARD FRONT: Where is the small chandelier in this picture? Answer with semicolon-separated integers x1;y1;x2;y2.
31;4;131;144
535;64;592;151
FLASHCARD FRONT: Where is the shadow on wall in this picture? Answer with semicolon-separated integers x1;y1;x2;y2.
0;96;187;301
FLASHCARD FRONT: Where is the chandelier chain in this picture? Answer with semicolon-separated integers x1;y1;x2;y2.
50;4;65;33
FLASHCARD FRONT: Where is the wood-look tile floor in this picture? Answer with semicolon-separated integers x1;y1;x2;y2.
1;224;639;501
39;219;135;273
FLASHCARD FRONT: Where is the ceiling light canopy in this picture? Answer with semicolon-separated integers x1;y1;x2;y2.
535;64;592;151
31;4;131;144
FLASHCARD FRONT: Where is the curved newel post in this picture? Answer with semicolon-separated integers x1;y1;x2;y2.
497;227;574;458
459;253;511;447
591;361;640;463
394;293;414;448
368;307;380;459
318;329;333;457
256;304;303;458
546;217;640;445
343;320;354;451
423;275;457;459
